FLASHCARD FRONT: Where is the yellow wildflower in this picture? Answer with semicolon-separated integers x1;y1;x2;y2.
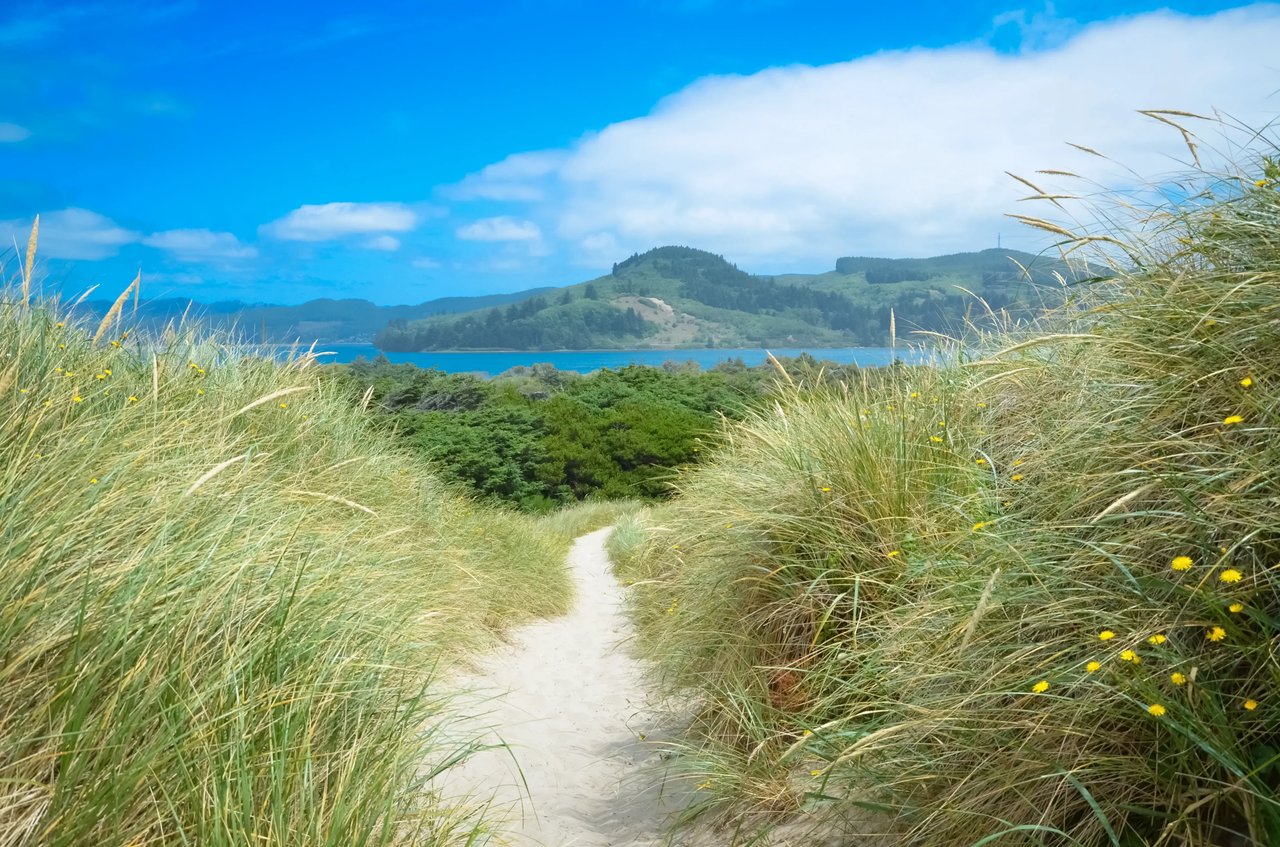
1240;375;1253;388
1011;474;1024;482
975;458;988;465
197;388;206;396
1147;704;1166;717
1120;649;1141;665
1244;699;1258;711
910;392;919;398
930;435;944;443
937;421;946;428
820;486;831;492
1206;626;1226;642
976;402;988;408
1218;568;1242;583
128;395;139;403
1148;634;1166;645
887;550;901;558
972;521;989;532
72;395;83;403
1011;458;1023;466
1222;415;1244;426
54;321;64;328
1170;556;1193;571
1170;672;1187;685
1098;630;1116;641
1032;680;1049;693
1086;661;1101;673
1228;602;1244;614
89;477;98;485
279;402;288;409
810;769;823;777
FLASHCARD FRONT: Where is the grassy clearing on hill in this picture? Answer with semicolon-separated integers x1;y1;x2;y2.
0;243;572;845
615;139;1280;844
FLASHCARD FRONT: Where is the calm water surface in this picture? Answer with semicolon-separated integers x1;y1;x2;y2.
281;344;919;374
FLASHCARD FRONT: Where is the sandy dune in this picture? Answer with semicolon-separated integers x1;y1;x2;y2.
435;527;696;846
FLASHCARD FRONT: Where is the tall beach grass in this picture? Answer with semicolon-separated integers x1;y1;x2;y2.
617;127;1280;845
0;236;572;845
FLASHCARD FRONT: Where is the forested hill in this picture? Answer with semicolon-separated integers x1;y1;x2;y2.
374;245;1089;352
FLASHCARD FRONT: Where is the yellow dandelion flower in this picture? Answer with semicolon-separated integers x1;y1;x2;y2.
1011;474;1024;482
103;368;111;376
820;486;831;492
1170;672;1187;685
1206;626;1226;642
110;340;121;348
197;388;206;396
930;435;944;443
1012;458;1024;466
1098;630;1116;641
910;392;919;398
278;402;288;409
1120;649;1141;665
802;729;813;737
128;395;139;403
975;458;988;465
58;343;66;349
55;321;64;328
1228;602;1244;613
95;373;105;380
1086;661;1101;673
1222;415;1244;426
1147;634;1167;645
1171;556;1193;572
72;395;83;403
1240;375;1253;388
89;477;98;484
972;521;989;532
887;550;901;558
976;401;988;408
1147;703;1166;717
1244;699;1258;711
937;421;946;428
1219;568;1242;583
1032;680;1049;693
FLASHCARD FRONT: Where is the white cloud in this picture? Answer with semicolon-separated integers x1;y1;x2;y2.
260;202;416;241
458;6;1280;268
1;208;138;260
411;257;441;269
456;216;542;242
0;122;31;142
143;228;258;261
362;234;401;251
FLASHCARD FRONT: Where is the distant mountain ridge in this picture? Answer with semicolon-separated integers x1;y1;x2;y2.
373;245;1092;352
78;288;555;343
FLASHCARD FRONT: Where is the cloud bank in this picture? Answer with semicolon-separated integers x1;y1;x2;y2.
260;202;417;241
2;208;138;260
143;228;258;262
457;6;1280;269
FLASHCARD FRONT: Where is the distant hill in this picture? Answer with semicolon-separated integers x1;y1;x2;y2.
373;246;1093;352
78;288;555;343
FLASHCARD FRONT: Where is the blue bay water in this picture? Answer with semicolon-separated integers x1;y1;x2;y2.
285;344;914;374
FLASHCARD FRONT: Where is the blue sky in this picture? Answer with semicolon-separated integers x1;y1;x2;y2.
2;1;1278;304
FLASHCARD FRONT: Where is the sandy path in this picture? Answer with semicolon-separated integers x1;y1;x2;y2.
436;527;693;846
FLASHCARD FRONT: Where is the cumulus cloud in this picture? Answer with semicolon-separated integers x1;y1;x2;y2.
143;228;258;262
1;208;138;260
457;6;1280;268
456;216;543;242
0;122;31;142
260;202;416;241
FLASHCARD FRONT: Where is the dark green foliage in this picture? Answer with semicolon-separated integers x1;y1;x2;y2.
335;356;867;510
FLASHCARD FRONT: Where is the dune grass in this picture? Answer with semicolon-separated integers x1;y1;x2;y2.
0;241;572;845
616;137;1280;844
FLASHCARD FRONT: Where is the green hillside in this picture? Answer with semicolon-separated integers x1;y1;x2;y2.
374;246;1089;352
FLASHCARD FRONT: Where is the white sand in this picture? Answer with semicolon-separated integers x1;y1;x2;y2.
434;527;696;846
